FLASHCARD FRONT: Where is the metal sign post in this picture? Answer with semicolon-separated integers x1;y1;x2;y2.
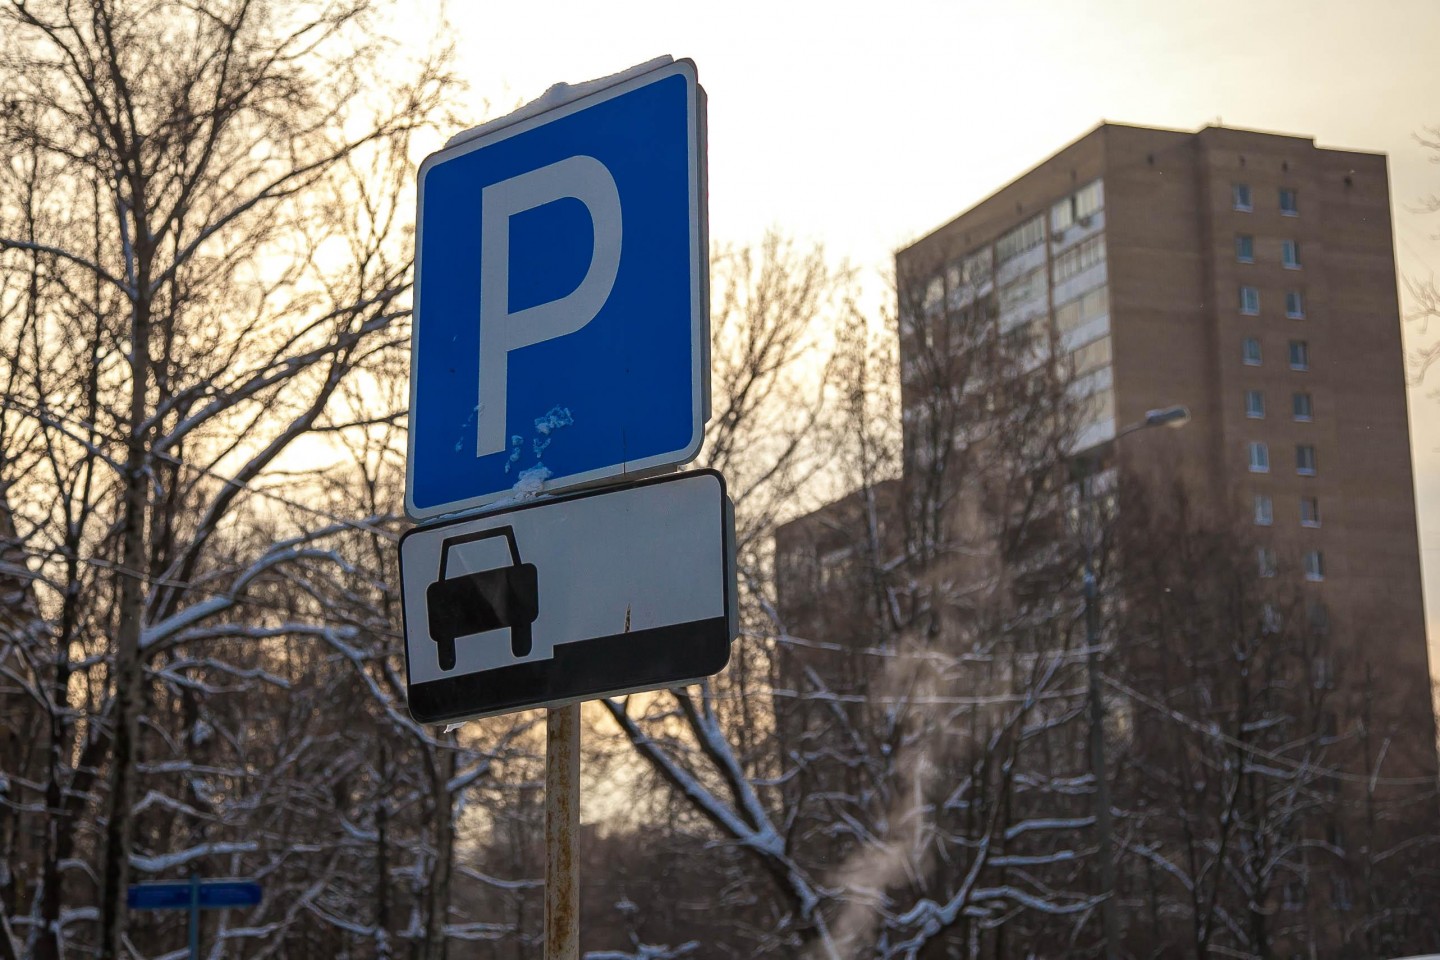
127;877;261;960
187;873;201;960
545;704;581;960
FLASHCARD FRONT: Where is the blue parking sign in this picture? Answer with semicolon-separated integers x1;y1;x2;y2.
406;59;708;520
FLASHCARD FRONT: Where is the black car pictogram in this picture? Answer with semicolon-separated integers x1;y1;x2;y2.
426;526;539;670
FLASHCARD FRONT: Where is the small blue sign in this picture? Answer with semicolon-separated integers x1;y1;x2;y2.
406;59;708;520
129;879;262;910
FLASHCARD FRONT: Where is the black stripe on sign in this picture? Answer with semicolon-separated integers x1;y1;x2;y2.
406;616;733;725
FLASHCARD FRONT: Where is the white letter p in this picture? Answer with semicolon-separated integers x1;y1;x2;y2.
477;155;622;457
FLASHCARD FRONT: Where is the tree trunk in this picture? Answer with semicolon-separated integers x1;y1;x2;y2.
97;192;152;959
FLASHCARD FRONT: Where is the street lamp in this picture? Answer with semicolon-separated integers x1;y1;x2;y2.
1127;404;1191;435
1082;404;1189;960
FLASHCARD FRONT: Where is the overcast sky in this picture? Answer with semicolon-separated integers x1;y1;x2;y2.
428;0;1440;659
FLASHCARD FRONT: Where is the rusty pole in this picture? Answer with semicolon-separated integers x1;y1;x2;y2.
545;702;580;960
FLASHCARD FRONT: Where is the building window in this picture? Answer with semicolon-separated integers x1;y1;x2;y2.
1051;195;1074;233
1075;180;1103;221
1056;286;1110;340
1073;336;1113;376
944;262;962;297
1301;496;1320;527
1293;392;1313;421
1304;550;1325;581
1289;340;1309;370
1052;235;1107;284
1245;390;1265;418
1087;388;1116;425
1286;290;1305;318
1242;337;1262;365
1258;547;1278;578
1082;388;1117;426
1279;187;1299;216
1249;441;1270;473
946;248;993;297
1240;286;1260;315
1000;267;1047;311
1297;444;1317;476
997;215;1045;263
1234;183;1253;211
1282;239;1302;269
922;276;944;315
1254;494;1273;526
1052;179;1104;233
1236;235;1255;263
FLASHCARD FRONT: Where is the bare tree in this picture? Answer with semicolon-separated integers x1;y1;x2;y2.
1097;478;1440;959
0;0;459;955
595;235;1104;959
590;233;851;955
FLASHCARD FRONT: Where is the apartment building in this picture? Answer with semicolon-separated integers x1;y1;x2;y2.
779;121;1435;766
897;123;1433;756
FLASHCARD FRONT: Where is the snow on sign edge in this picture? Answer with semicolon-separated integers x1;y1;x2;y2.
444;55;676;149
